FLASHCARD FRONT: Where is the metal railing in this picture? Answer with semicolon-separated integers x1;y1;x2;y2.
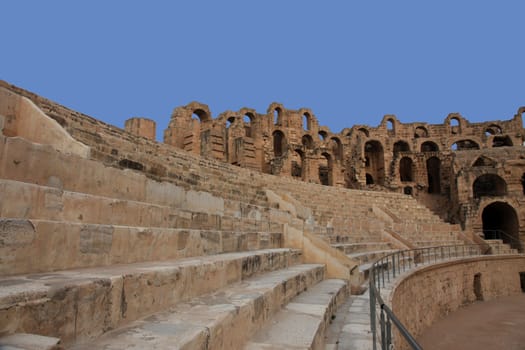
480;229;523;252
369;244;486;350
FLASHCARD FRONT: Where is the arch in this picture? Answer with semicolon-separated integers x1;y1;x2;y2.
318;130;328;141
473;174;507;198
273;130;286;157
243;113;254;137
449;116;461;135
400;157;413;182
226;116;235;129
492;135;513;147
421;141;439;152
358;128;369;138
414;126;428;138
393;141;410;154
386;119;395;131
273;107;282;125
366;173;374;185
482;202;521;251
319;152;332;186
364;140;385;186
291;150;304;178
472;156;497;167
451;139;480;151
427;157;441;194
303;112;311;131
484;124;502;136
302;134;314;150
191;108;211;123
331;137;343;161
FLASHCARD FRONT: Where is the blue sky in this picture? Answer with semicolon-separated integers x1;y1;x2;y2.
2;1;524;140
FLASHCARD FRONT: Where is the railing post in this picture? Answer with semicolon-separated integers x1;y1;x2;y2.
380;309;386;350
392;255;396;279
370;275;377;350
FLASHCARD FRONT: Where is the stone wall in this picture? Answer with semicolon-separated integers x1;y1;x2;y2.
389;255;525;349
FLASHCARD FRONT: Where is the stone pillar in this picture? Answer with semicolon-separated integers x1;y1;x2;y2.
125;117;156;141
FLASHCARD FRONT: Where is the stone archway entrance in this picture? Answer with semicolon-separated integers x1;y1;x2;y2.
482;202;521;251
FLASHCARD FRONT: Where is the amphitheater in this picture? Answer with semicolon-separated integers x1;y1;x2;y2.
0;79;524;349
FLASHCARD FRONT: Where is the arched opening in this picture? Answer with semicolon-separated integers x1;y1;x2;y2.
404;186;413;195
365;141;385;186
331;137;343;161
319;130;328;141
387;119;394;132
450;117;460;134
303;113;311;131
243;113;253;138
414;126;428;138
273;108;281;125
393;141;410;154
302;134;314;150
400;157;413;182
273;130;286;157
358;128;369;138
521;173;525;195
451;139;480;151
492;136;513;147
366;173;374;185
192;109;211;123
427;157;441;194
473;174;507;198
485;124;502;136
482;202;521;251
421;141;439;153
291;150;303;179
319;153;332;186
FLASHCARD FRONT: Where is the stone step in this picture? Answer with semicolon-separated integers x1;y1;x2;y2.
0;333;62;350
244;279;348;350
348;249;399;264
0;248;301;346
0;218;284;275
332;242;394;254
0;179;276;233
70;264;326;350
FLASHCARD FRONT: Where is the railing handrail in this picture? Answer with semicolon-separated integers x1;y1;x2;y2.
369;243;487;350
480;229;523;251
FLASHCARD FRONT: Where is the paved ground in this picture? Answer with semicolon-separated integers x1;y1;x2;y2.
417;294;525;350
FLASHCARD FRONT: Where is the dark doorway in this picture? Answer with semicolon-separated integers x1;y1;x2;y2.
520;272;525;293
427;157;441;194
474;273;483;301
482;202;521;251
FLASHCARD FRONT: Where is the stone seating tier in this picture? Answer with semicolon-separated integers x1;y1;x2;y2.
0;248;303;347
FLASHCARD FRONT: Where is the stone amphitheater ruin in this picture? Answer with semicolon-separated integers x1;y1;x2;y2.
0;79;524;349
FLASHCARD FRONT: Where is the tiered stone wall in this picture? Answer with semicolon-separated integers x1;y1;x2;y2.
390;255;525;349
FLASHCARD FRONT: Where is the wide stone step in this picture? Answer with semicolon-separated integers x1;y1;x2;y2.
70;264;326;350
244;279;348;350
0;248;301;346
333;242;394;254
348;249;398;264
0;218;283;275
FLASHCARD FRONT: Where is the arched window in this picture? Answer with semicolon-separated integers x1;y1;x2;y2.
421;141;439;152
291;150;304;178
303;113;311;131
331;137;343;161
451;140;480;151
366;173;374;185
414;127;428;138
400;157;413;182
492;136;513;147
358;128;369;138
273;130;285;157
273;108;281;125
473;174;507;198
319;130;328;141
473;156;496;167
319;153;332;186
302;134;314;150
244;113;253;137
387;119;394;131
393;141;410;154
427;157;441;194
364;141;385;186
